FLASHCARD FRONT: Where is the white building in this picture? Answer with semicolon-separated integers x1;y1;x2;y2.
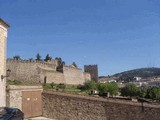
0;18;10;107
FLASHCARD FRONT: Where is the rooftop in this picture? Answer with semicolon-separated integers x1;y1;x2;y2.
0;18;10;28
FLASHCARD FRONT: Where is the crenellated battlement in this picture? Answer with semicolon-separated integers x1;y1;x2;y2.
6;59;91;85
7;59;58;67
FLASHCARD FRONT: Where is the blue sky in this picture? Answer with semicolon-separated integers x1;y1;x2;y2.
0;0;160;76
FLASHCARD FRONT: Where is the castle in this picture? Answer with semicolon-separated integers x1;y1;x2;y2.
7;59;91;85
0;18;10;107
1;17;91;89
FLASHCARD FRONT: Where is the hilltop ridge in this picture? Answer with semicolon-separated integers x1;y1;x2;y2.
99;67;160;81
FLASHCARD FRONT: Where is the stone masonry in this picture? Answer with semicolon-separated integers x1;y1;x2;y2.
7;60;91;85
42;91;160;120
0;18;9;107
84;65;98;82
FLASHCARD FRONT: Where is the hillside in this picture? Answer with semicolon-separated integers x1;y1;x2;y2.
99;67;160;82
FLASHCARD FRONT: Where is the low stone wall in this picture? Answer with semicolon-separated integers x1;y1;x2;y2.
42;91;160;120
6;85;43;110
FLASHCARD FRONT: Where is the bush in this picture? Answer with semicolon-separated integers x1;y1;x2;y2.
106;82;119;96
83;81;97;91
121;83;140;97
7;80;22;85
50;82;56;89
97;82;119;96
97;83;108;94
57;83;66;90
146;87;160;101
42;83;53;89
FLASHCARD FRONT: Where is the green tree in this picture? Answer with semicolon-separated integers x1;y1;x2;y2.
55;57;62;66
72;62;78;68
36;53;41;61
106;82;119;96
62;61;65;66
83;81;97;91
139;87;148;98
97;83;108;94
97;82;119;96
121;83;140;97
147;87;160;101
55;57;65;68
13;55;21;61
28;58;33;62
44;54;52;62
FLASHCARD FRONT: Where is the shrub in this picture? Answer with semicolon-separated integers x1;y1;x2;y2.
121;83;140;97
50;82;56;89
57;83;66;90
146;87;160;101
7;80;22;85
83;81;97;91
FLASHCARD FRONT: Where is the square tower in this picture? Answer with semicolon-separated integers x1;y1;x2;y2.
84;65;98;82
0;18;10;107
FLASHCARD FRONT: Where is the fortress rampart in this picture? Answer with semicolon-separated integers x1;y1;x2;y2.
7;60;91;85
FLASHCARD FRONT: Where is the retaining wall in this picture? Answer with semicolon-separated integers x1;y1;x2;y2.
42;91;160;120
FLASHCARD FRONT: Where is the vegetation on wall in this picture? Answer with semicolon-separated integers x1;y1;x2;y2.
13;55;21;61
7;80;22;85
72;62;78;68
36;53;41;61
44;54;52;62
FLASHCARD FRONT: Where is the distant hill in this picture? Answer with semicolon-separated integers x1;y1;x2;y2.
99;67;160;82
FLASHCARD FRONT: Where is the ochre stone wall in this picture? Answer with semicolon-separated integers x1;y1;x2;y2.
7;60;91;85
83;72;91;81
63;66;86;85
40;69;65;84
7;61;42;83
42;91;160;120
7;60;63;84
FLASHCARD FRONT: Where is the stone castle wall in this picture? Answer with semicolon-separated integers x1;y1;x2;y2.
42;91;160;120
7;60;91;85
7;61;43;83
83;72;91;81
63;66;86;85
39;68;64;84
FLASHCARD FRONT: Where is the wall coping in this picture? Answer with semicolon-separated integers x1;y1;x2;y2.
7;59;57;66
43;90;160;109
7;85;43;91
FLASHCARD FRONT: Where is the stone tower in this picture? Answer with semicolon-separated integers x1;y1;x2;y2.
84;65;98;82
0;18;10;107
